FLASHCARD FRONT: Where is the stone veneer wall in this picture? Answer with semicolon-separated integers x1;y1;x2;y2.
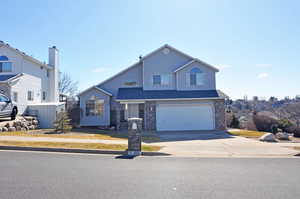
110;99;123;130
214;99;226;130
144;101;156;131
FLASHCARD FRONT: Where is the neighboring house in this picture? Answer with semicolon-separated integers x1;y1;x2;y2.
79;44;226;131
0;41;64;128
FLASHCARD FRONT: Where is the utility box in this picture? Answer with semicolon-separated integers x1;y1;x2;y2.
127;118;142;156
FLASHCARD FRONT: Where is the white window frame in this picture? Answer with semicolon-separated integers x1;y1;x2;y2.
27;91;34;101
153;75;161;86
42;91;46;101
188;68;205;86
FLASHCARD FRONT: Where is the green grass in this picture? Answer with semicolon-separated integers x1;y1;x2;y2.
227;129;266;137
0;140;162;152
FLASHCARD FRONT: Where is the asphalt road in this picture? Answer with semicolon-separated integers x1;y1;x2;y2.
0;151;299;199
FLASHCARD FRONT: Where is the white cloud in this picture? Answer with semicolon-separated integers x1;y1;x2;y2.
216;64;231;70
92;67;106;73
256;64;272;68
257;73;269;79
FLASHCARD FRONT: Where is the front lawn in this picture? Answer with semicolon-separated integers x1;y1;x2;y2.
0;140;162;152
0;128;161;142
227;129;266;138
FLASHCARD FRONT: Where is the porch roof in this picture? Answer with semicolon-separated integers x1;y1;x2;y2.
116;87;225;101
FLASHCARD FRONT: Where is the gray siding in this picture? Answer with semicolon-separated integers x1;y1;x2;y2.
99;63;143;96
143;48;191;90
176;61;216;90
79;88;110;126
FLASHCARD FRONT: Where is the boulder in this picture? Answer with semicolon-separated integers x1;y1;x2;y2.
28;125;35;130
21;127;27;131
259;133;277;142
32;120;39;125
276;132;290;140
4;123;10;128
2;127;8;132
0;127;2;132
8;127;16;132
16;126;22;131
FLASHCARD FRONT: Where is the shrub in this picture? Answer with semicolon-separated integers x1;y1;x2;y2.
278;119;294;133
253;114;278;132
230;114;240;128
53;111;72;133
294;127;300;137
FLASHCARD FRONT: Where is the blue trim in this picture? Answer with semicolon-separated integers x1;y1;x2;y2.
117;87;220;100
0;56;8;61
0;74;19;81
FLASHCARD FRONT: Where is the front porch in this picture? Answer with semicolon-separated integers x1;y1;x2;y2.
113;101;156;131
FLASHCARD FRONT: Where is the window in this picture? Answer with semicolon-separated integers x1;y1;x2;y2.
85;96;104;116
13;92;18;102
189;68;204;86
0;95;9;102
46;69;50;77
27;91;34;101
42;91;46;101
0;62;12;72
153;75;161;85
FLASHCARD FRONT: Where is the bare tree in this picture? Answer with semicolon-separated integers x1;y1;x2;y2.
59;72;78;97
275;102;300;127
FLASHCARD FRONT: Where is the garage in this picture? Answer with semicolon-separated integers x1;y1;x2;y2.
156;103;214;131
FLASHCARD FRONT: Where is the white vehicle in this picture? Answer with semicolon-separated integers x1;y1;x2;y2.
0;94;18;120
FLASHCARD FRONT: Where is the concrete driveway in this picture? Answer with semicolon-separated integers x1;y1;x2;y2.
150;131;300;157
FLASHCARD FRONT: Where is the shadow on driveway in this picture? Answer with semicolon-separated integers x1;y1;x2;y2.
143;130;234;143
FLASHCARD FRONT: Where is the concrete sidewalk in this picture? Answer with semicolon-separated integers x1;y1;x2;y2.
152;131;300;157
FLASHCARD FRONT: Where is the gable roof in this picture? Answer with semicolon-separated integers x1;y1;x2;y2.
78;85;112;96
80;44;219;95
116;87;224;101
174;59;219;73
0;40;51;69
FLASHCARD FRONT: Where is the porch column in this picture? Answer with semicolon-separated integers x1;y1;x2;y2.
144;101;156;131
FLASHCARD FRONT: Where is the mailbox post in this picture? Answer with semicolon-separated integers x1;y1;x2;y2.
127;118;142;156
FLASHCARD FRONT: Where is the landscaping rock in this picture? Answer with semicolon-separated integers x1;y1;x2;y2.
0;127;2;132
16;126;22;131
4;123;10;128
21;127;27;131
2;127;8;132
32;120;38;125
276;132;290;140
259;133;277;142
8;127;16;132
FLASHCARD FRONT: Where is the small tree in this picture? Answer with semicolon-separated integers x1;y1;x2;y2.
230;114;240;128
53;111;72;133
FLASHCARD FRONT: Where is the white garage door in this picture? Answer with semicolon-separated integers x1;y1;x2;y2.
156;103;214;131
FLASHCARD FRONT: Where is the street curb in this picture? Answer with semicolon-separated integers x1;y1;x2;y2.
0;146;170;156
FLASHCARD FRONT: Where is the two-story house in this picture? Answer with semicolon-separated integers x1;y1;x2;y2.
79;44;226;131
0;41;64;128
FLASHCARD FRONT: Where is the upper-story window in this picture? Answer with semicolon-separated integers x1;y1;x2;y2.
189;68;204;86
0;56;12;72
153;74;170;86
153;75;161;85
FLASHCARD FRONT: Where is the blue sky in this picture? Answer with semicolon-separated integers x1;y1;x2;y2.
1;0;299;99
